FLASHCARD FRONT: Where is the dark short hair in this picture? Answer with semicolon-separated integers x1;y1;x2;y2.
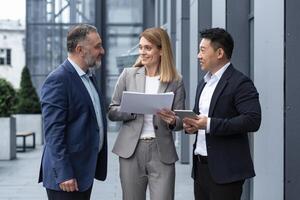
200;28;234;59
67;24;97;53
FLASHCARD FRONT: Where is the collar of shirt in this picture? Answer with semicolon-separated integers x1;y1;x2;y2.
204;62;231;83
68;57;93;78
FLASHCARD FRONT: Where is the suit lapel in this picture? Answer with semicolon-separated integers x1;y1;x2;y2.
158;81;169;93
193;80;207;146
135;67;146;92
208;64;234;116
63;60;97;121
135;66;170;93
194;80;206;114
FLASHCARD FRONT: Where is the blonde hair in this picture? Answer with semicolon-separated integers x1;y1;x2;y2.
134;27;179;83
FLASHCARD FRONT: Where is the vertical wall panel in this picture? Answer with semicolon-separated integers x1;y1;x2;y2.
189;0;212;164
176;0;190;164
167;0;176;56
226;0;250;76
226;1;251;199
285;0;300;198
95;0;107;94
253;0;284;199
143;0;155;29
212;0;226;28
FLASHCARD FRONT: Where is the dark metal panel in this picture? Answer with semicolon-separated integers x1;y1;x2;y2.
143;0;155;29
180;0;190;164
155;0;161;26
226;1;250;200
285;0;300;199
95;0;107;97
169;0;177;56
198;0;212;79
181;0;190;98
198;0;212;31
226;0;250;76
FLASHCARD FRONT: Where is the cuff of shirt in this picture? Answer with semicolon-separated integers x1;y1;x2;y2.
206;117;211;133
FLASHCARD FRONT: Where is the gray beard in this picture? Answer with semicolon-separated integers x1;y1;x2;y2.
84;57;101;70
90;61;102;70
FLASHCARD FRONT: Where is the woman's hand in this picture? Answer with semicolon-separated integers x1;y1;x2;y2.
157;108;176;125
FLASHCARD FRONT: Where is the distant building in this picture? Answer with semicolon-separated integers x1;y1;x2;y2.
0;19;25;88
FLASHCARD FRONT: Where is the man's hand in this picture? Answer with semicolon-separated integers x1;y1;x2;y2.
59;178;79;192
183;115;207;134
157;108;176;125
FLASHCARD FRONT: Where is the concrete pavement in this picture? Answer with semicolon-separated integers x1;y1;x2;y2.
0;132;193;200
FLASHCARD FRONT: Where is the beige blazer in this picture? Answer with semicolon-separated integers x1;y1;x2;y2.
108;66;185;164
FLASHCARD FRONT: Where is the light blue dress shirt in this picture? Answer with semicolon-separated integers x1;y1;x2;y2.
68;58;104;151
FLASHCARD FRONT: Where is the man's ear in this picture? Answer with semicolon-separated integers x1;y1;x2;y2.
75;45;84;56
217;48;225;59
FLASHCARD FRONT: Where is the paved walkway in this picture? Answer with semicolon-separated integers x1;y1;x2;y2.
0;132;193;200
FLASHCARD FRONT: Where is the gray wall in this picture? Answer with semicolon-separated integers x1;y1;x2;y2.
226;0;250;76
176;0;190;163
143;0;155;29
226;2;252;199
188;0;202;164
152;0;300;199
253;0;284;199
285;0;300;198
212;0;226;28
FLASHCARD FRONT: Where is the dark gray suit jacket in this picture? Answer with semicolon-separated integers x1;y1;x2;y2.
192;64;261;184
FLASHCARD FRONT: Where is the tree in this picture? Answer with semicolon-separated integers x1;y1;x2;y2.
0;78;17;117
15;66;41;114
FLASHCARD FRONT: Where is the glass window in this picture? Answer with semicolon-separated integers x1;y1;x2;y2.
0;48;11;66
27;0;96;91
6;49;11;65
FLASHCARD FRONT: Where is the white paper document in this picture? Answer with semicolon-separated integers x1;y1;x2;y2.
120;91;174;114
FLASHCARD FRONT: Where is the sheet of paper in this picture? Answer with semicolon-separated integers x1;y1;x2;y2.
120;91;174;114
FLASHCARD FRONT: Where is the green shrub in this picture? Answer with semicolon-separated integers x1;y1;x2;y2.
0;78;17;117
15;66;41;114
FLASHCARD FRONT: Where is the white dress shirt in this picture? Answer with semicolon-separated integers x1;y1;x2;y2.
194;62;230;156
140;75;160;139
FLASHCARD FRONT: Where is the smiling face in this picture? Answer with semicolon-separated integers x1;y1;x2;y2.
197;38;221;73
138;36;161;68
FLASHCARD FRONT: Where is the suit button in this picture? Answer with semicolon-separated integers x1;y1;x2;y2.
154;125;158;130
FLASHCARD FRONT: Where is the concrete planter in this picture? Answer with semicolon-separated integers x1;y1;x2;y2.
13;114;43;145
0;117;16;160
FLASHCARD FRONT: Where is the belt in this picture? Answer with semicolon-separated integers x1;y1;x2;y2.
196;155;208;164
140;137;155;141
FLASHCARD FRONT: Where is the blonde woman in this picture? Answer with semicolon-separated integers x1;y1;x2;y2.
108;27;185;200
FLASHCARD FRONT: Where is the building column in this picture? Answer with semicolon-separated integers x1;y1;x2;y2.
253;0;284;199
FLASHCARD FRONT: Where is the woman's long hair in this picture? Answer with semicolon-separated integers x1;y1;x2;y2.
134;27;179;83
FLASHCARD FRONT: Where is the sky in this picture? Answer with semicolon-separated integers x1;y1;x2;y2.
0;0;26;22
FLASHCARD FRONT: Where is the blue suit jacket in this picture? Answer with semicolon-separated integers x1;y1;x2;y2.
192;64;261;184
38;60;107;191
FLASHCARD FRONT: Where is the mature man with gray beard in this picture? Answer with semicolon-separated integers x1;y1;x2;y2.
38;24;107;200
